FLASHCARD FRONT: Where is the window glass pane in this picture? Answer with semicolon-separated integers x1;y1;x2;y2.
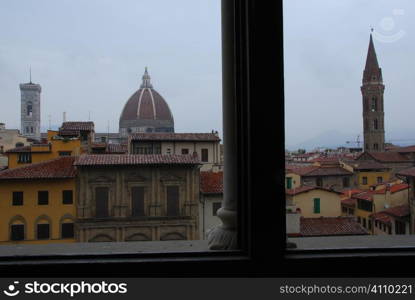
166;186;180;216
12;192;23;206
37;224;50;240
38;191;49;205
95;187;109;218
10;224;24;241
62;223;74;239
62;190;73;204
131;187;145;217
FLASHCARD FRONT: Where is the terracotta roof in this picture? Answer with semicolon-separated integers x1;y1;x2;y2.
352;190;376;201
358;151;410;163
353;160;388;170
300;217;368;237
200;171;223;194
0;157;76;180
286;166;319;175
303;167;352;177
75;154;200;167
286;185;342;196
376;183;409;194
340;188;365;197
370;204;410;224
129;133;220;142
341;198;356;207
60;122;94;132
397;167;415;177
393;145;415;153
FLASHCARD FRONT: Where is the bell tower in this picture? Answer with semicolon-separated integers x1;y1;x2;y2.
20;73;41;140
361;33;385;152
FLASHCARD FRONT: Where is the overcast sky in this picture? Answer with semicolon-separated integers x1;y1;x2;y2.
0;0;221;134
284;0;415;148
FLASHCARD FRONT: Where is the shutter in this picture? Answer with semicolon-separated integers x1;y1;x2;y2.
132;187;145;216
313;198;320;214
167;186;180;216
95;187;109;218
286;177;292;189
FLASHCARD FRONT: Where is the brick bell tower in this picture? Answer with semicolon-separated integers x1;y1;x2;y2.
361;32;385;152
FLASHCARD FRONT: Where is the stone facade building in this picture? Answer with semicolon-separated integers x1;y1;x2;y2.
74;154;201;242
362;34;385;152
20;81;41;140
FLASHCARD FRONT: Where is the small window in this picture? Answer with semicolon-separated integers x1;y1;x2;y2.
38;191;49;205
131;187;145;217
62;190;73;204
201;148;209;162
59;151;72;156
101;136;107;143
368;220;372;230
286;177;293;189
362;218;367;228
12;192;23;206
15;142;24;148
25;127;29;133
37;223;50;240
212;202;222;216
18;153;32;163
374;119;378;130
371;97;377;111
95;187;109;218
181;148;189;155
377;176;383;184
61;223;74;239
10;224;24;241
0;145;4;154
313;198;320;214
30;127;33;133
316;177;323;187
374;143;379;150
362;177;368;185
166;148;172;154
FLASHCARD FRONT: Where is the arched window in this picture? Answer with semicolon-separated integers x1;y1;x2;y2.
371;97;377;112
374;143;379;150
374;119;378;130
9;215;26;241
27;102;33;116
35;215;51;240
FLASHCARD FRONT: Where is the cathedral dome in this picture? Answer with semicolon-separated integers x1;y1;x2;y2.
119;68;174;136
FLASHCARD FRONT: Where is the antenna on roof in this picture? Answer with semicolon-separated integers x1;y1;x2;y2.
29;66;32;84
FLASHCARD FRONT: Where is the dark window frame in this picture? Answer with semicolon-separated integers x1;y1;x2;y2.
61;223;74;239
36;223;50;240
62;190;73;205
37;191;49;205
12;191;23;206
10;224;25;241
0;0;412;277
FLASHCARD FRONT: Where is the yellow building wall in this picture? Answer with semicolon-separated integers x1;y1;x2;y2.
285;172;301;189
357;171;391;189
7;138;81;169
291;189;341;218
0;179;76;244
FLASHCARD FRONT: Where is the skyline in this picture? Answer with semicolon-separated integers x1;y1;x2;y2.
0;0;222;134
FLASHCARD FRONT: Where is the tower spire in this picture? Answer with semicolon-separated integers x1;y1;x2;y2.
363;32;382;82
140;66;153;88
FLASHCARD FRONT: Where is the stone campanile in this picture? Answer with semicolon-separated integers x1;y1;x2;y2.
20;79;41;140
361;33;385;152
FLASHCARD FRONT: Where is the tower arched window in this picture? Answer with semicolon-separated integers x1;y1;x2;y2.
371;97;377;112
374;119;378;130
27;102;33;117
374;143;379;151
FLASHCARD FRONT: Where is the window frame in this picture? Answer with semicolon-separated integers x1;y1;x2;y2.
0;0;410;277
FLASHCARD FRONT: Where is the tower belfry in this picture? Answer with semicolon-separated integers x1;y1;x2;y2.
361;33;385;152
20;73;41;140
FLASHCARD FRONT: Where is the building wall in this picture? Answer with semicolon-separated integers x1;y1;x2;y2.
302;175;354;190
285;172;301;189
199;193;222;239
357;171;391;189
76;166;200;242
7;138;81;169
0;179;76;244
0;129;30;152
287;189;342;218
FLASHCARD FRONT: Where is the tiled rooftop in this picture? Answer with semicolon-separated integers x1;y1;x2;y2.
200;171;223;194
0;157;76;180
298;217;368;237
285;186;341;196
358;151;410;163
75;154;200;167
129;133;220;142
60;121;95;132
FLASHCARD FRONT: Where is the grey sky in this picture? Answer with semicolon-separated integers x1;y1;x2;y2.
284;0;415;149
0;0;221;134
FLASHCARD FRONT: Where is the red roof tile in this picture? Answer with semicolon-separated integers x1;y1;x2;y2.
304;167;352;177
393;145;415;153
358;151;410;163
130;133;220;142
300;217;368;236
341;198;356;207
0;157;76;180
286;166;319;175
397;167;415;177
106;143;127;154
200;171;223;194
370;212;392;224
60;121;94;132
74;154;200;167
370;204;409;223
286;185;342;196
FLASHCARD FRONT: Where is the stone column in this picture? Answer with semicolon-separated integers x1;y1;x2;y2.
207;0;237;250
